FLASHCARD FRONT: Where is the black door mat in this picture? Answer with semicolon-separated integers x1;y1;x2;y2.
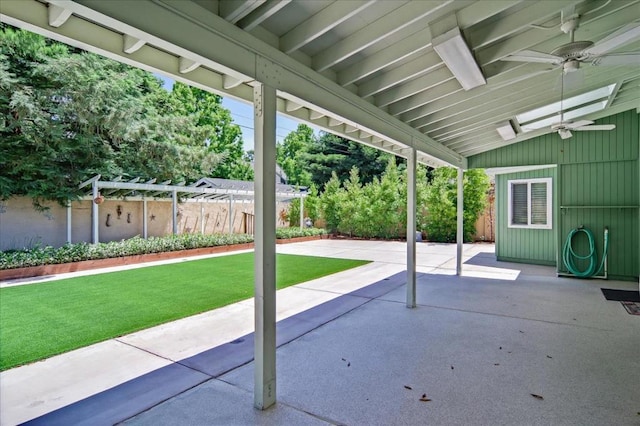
601;288;640;302
621;302;640;315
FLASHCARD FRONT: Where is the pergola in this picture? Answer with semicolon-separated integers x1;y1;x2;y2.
77;175;308;244
2;0;638;410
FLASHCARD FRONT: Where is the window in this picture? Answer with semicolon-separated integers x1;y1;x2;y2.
508;178;552;229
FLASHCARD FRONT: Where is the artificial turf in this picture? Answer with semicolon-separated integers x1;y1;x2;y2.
0;253;369;371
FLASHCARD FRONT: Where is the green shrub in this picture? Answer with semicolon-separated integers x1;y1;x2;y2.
275;227;326;239
0;233;254;270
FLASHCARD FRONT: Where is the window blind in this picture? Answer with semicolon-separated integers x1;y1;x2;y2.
511;183;528;225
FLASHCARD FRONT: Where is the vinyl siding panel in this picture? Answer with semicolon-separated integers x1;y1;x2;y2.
470;109;639;280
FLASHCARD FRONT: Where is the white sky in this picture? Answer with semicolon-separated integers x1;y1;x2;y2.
156;74;303;151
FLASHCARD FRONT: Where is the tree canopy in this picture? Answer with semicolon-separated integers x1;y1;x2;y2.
0;25;252;208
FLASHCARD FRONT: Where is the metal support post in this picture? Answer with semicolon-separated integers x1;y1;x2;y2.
92;181;99;244
66;202;72;244
143;199;148;239
172;190;178;235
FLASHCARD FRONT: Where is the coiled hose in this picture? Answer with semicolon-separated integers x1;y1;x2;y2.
562;226;609;278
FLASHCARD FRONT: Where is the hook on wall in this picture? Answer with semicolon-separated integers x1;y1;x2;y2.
116;205;123;219
106;213;112;227
127;212;131;223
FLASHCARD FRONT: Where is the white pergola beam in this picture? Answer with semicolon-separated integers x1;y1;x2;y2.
279;0;374;54
48;4;72;27
377;67;455;110
309;110;324;120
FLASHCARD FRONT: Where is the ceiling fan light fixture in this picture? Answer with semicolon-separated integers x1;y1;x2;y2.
558;129;572;139
563;60;580;73
432;27;486;91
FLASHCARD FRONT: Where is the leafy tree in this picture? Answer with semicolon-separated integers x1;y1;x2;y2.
276;124;314;186
304;132;392;187
320;172;344;233
166;83;253;180
424;167;490;242
285;183;320;226
0;25;251;208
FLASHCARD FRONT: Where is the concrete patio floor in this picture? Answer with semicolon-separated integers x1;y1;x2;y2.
2;240;639;425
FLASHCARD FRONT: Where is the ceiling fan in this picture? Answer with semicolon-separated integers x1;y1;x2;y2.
550;72;615;140
502;13;640;75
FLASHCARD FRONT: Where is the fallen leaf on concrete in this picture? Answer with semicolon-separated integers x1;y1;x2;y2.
530;394;544;400
451;365;454;370
499;346;502;350
341;358;346;361
508;351;512;354
494;363;500;366
404;385;413;390
419;394;432;402
347;362;351;367
519;330;524;333
546;355;553;359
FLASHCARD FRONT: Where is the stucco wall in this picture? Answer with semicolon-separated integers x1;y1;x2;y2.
0;197;292;251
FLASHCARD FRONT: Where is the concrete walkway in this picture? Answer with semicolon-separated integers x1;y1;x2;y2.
2;240;638;425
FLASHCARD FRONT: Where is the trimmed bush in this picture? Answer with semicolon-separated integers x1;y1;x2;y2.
0;229;323;270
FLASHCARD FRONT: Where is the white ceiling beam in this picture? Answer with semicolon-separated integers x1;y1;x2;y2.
358;53;442;98
123;34;146;54
48;4;72;27
238;0;291;31
179;57;201;73
397;63;549;122
312;1;458;72
279;0;375;54
466;0;575;50
219;0;265;24
375;65;452;109
338;28;432;87
337;1;519;87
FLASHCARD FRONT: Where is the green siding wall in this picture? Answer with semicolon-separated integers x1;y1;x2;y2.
469;109;639;280
496;168;556;265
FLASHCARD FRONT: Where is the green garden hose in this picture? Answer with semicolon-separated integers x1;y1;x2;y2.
562;226;609;278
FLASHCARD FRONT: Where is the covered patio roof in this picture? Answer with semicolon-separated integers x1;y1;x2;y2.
2;0;638;413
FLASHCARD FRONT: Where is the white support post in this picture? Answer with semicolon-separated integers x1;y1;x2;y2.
92;181;99;244
229;195;234;234
143;199;148;239
200;201;205;234
456;167;464;276
406;147;417;308
172;190;178;235
300;196;304;229
66;202;72;244
253;81;277;410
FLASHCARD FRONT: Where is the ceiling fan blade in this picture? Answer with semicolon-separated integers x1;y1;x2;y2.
565;120;594;129
502;50;562;64
592;52;640;66
585;22;640;56
558;129;572;139
575;124;616;131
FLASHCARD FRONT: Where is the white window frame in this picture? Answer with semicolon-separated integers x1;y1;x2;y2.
507;178;552;229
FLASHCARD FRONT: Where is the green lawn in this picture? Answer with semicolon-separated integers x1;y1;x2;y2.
0;253;368;371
